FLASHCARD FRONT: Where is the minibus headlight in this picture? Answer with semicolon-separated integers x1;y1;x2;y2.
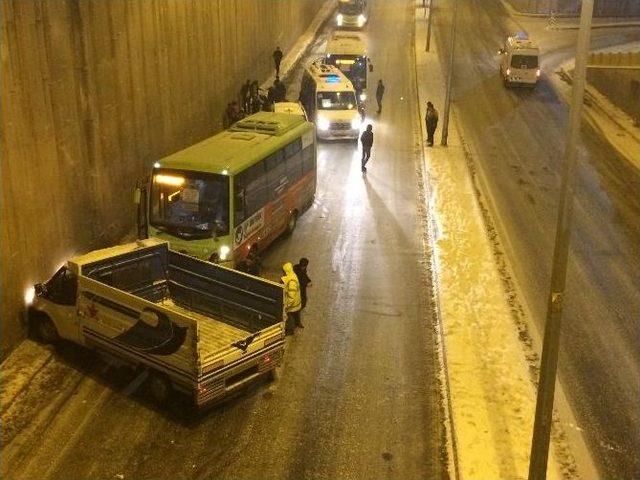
359;92;367;101
506;67;511;76
536;68;541;77
219;245;231;261
337;14;343;26
351;117;362;130
318;116;330;131
358;14;366;26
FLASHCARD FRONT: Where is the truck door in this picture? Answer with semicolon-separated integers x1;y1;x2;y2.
39;267;83;343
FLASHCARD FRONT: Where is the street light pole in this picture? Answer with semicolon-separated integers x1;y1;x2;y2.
528;1;594;479
426;0;435;52
440;0;459;146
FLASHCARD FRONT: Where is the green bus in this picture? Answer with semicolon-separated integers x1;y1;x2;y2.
139;111;317;267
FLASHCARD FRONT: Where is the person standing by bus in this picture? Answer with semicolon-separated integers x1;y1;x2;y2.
273;47;283;76
360;124;374;173
376;79;385;114
293;258;312;316
425;101;439;147
240;79;251;113
281;262;302;334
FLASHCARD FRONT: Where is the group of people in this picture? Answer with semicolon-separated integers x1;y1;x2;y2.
223;47;287;128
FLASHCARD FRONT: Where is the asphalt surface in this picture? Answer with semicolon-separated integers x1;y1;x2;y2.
431;0;640;478
1;2;445;479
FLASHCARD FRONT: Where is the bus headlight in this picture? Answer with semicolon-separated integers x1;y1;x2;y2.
351;117;362;130
219;245;231;261
337;14;343;26
317;116;330;131
358;14;366;26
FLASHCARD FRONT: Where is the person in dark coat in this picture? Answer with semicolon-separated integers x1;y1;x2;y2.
293;258;312;313
375;79;385;114
274;77;286;102
425;101;439;147
272;47;283;76
240;79;251;112
360;124;374;173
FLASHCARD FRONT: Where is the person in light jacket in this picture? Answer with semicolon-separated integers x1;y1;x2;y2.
281;262;302;334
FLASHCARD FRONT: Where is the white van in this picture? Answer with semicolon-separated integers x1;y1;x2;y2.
299;62;362;140
336;0;369;29
324;32;368;102
499;32;540;87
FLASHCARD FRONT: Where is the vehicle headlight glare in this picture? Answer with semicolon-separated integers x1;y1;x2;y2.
337;14;343;25
358;14;366;25
359;92;366;101
351;117;362;129
318;117;330;131
219;245;231;261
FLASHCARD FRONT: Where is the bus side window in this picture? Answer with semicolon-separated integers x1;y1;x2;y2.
302;142;315;174
234;173;247;226
285;140;303;184
245;161;268;218
266;150;287;201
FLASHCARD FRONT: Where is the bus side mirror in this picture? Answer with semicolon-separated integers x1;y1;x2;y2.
133;187;141;205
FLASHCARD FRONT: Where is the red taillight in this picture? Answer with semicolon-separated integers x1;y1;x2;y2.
263;354;271;363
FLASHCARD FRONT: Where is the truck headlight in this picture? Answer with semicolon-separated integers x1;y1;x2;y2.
536;68;541;77
219;245;231;261
358;14;366;26
337;14;343;26
359;92;366;101
351;117;362;130
318;116;330;131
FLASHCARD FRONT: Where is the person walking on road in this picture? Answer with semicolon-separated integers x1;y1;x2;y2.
240;79;251;112
375;79;385;114
360;124;374;173
273;47;283;76
293;258;312;315
281;262;302;334
425;101;439;147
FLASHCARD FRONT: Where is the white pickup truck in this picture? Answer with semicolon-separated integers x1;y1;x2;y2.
29;238;285;408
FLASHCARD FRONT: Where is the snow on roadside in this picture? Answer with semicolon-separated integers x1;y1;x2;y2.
413;4;568;478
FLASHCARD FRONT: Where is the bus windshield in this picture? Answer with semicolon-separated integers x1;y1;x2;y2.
150;169;229;238
317;91;357;110
339;1;363;15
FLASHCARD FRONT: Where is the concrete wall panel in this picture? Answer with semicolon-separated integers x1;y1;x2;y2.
1;0;323;358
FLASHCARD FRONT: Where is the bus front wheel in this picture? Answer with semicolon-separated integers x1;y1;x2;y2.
286;211;298;236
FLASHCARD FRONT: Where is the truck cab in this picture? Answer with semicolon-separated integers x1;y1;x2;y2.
499;32;540;87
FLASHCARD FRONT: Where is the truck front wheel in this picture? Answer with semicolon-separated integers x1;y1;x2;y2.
31;312;60;344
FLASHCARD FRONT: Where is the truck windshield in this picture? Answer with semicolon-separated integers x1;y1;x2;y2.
511;55;538;69
317;91;357;110
326;56;367;88
150;169;230;238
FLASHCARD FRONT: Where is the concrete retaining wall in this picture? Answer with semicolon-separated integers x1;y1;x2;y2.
505;0;640;16
0;0;323;359
587;68;640;120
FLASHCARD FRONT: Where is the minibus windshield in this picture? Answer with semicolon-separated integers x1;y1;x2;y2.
317;91;357;110
511;55;538;69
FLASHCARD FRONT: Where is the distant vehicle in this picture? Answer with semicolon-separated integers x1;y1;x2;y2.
324;31;368;102
28;239;286;408
299;62;362;140
273;101;308;120
138;111;317;265
336;0;369;29
498;32;540;87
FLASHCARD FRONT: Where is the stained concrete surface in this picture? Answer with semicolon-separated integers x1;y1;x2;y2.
1;0;324;358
